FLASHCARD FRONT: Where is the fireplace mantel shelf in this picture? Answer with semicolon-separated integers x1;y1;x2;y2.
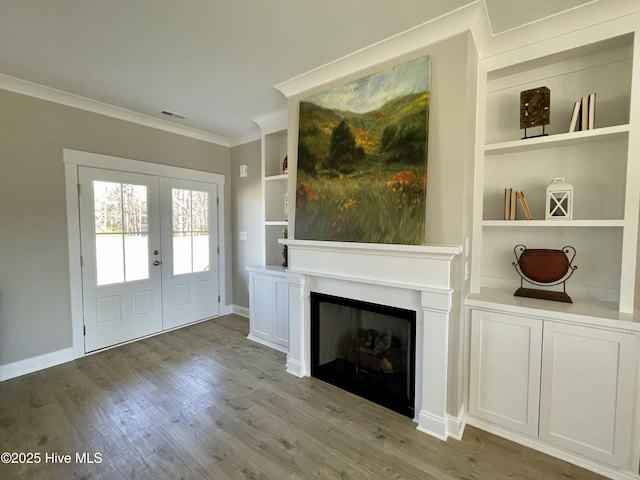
280;238;462;302
279;239;462;258
283;266;454;295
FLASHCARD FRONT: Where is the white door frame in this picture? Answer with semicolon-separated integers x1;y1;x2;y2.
64;149;226;359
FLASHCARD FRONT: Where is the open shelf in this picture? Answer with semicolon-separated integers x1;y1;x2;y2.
471;30;638;314
484;124;630;155
467;288;640;330
265;173;288;182
482;220;625;228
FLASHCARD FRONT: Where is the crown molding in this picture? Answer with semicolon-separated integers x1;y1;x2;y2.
252;110;288;131
229;129;261;147
480;0;640;58
0;74;231;147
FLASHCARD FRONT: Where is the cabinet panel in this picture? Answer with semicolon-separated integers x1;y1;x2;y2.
274;279;289;347
539;322;637;468
250;275;273;341
247;268;289;353
469;310;542;436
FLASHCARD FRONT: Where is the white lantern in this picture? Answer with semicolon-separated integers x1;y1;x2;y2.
545;178;573;220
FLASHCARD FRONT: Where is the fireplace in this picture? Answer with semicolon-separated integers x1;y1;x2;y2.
281;239;462;440
311;292;416;417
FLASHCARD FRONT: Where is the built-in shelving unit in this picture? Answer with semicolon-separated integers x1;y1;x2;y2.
471;29;638;313
248;112;290;353
254;113;289;268
466;18;640;478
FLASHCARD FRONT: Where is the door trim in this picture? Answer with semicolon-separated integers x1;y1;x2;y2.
64;149;226;359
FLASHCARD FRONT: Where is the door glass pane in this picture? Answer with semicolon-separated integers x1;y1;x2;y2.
124;234;149;281
95;234;124;285
94;181;123;233
192;191;209;232
171;188;210;275
123;184;148;234
172;189;192;232
193;233;210;272
93;180;149;286
173;232;192;275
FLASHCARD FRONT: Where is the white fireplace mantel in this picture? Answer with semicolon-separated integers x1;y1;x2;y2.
281;239;462;441
281;239;461;290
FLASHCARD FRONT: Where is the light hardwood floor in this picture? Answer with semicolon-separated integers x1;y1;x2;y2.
0;314;606;480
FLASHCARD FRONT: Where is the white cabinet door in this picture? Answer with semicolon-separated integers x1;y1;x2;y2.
539;322;637;468
249;274;274;342
273;279;289;348
248;269;289;353
469;310;543;436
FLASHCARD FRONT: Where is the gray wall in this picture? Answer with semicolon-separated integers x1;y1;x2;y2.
230;140;262;309
0;89;232;365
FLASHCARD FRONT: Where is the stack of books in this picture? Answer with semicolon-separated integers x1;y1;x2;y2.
569;93;596;132
504;188;533;220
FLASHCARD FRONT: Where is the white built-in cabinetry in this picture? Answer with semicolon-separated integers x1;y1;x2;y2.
247;265;289;353
469;310;542;438
468;306;638;472
247;113;289;353
467;16;640;479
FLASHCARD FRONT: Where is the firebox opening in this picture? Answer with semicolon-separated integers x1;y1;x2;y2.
310;292;416;418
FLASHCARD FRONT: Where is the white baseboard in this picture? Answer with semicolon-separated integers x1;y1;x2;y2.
231;304;250;318
417;410;448;441
0;347;74;382
446;405;466;441
286;356;305;378
247;333;288;354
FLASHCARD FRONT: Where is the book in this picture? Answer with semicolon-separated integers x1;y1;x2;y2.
510;189;517;220
504;187;512;220
568;101;581;132
517;191;533;220
588;92;596;129
581;95;589;131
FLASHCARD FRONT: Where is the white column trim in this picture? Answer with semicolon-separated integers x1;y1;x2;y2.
417;288;453;440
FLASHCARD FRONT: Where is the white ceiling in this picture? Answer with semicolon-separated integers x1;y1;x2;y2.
0;0;597;145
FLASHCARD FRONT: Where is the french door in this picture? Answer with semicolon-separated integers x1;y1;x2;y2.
160;178;219;329
79;167;219;352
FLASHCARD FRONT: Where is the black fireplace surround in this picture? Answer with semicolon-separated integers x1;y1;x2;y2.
310;292;416;418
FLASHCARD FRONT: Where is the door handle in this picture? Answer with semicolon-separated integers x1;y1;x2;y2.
153;260;162;266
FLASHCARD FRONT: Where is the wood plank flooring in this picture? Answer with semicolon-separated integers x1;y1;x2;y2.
0;314;607;480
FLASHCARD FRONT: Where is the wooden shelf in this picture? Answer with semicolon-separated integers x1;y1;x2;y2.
265;174;288;182
482;220;625;227
484;124;630;156
467;288;640;330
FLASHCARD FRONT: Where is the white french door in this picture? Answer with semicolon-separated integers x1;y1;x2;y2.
79;168;163;352
78;167;220;352
160;178;219;329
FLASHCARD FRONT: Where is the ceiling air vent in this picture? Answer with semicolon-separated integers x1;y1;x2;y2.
161;110;187;120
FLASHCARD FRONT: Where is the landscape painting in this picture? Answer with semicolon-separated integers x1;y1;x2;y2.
295;55;431;244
